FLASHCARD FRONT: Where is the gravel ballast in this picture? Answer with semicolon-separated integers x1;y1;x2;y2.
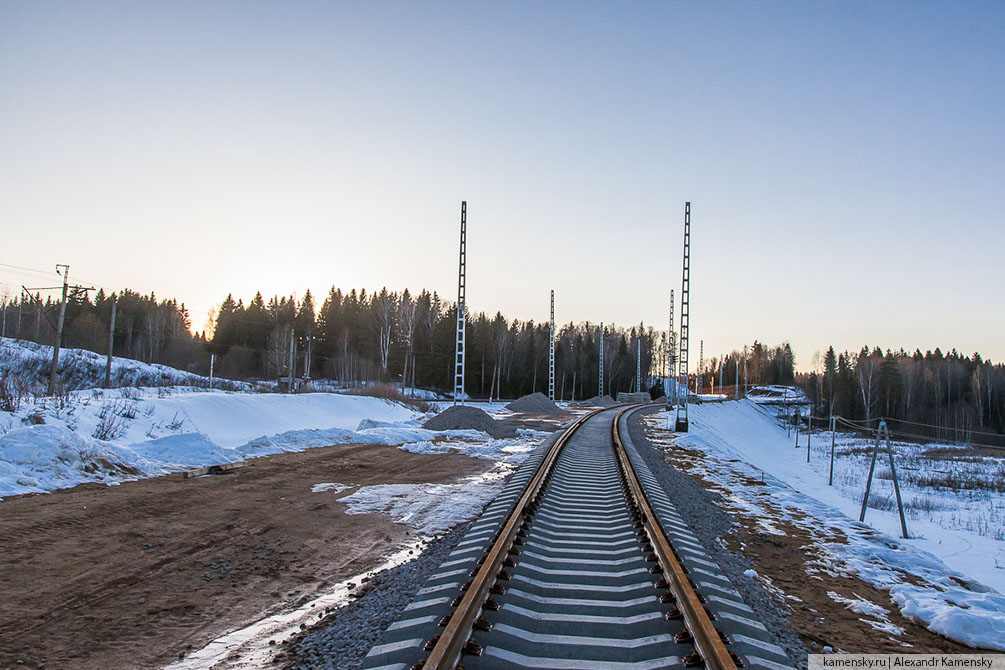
583;394;617;407
421;405;514;438
281;524;471;670
505;392;564;414
626;408;810;668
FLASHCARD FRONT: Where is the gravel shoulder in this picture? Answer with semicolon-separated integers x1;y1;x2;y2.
0;443;490;670
629;407;972;665
626;407;811;665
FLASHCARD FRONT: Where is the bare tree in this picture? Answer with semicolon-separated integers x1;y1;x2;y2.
371;288;396;374
398;289;417;392
856;352;880;423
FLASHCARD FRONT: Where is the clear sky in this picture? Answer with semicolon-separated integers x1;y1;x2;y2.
2;1;1003;370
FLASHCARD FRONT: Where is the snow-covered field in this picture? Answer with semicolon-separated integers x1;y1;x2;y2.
648;400;1005;650
0;382;545;499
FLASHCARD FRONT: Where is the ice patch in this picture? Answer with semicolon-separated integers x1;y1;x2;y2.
311;482;350;494
339;466;512;535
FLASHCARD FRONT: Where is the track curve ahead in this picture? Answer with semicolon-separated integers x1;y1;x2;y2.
361;406;792;670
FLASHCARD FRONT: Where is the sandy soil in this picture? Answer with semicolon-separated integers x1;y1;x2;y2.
0;443;490;670
656;443;972;654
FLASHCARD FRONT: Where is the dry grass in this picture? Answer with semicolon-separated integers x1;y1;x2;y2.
346;383;432;413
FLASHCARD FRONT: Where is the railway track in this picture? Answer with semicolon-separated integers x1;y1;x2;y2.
361;405;792;670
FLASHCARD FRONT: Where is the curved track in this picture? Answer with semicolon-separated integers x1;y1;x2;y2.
361;406;792;670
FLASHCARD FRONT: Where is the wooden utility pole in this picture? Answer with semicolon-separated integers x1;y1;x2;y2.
48;265;70;396
104;295;116;388
719;356;723;398
287;329;295;393
807;414;812;462
305;334;312;380
734;357;739;399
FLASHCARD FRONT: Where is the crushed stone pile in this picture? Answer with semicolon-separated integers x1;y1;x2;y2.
422;405;514;438
583;395;617;407
505;392;564;414
617;392;651;404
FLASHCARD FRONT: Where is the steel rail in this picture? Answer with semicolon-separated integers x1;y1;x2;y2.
611;405;737;670
420;406;608;670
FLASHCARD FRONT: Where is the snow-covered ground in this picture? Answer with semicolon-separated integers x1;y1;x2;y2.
0;384;543;499
647;400;1005;650
334;463;518;536
0;337;248;391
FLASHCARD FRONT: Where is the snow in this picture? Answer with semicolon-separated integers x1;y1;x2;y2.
144;392;416;448
339;465;514;536
0;336;248;391
311;482;350;494
647;401;1005;651
0;379;552;499
0;389;419;497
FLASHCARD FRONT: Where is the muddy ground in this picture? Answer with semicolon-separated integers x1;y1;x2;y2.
0;443;491;670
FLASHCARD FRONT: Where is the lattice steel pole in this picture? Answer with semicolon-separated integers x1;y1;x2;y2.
636;339;642;393
668;289;676;408
698;339;704;396
453;201;467;405
599;322;604;398
548;290;555;401
675;202;691;432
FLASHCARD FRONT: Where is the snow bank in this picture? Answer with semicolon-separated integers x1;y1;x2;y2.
0;391;417;497
0;424;145;493
146;392;416;448
0;336;247;391
0;387;548;498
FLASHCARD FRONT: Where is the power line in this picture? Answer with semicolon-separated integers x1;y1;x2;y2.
831;416;1005;451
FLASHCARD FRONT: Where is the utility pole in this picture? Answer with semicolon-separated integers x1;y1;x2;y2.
548;290;555;402
305;334;312;380
636;339;642;393
104;295;116;389
734;356;739;399
453;201;467;405
828;415;836;485
23;266;94;396
599;322;604;398
698;339;704;395
667;289;676;408
676;202;691;432
807;413;812;462
743;350;748;397
209;353;215;389
719;355;723;399
287;328;295;393
48;265;70;396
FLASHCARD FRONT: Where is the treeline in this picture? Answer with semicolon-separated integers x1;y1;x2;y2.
797;346;1005;444
1;289;207;372
696;341;796;392
3;284;809;400
207;286;667;399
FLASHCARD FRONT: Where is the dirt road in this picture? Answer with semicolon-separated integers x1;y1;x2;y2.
0;443;490;669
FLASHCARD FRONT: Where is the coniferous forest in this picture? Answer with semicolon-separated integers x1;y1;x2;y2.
3;286;666;400
795;346;1005;445
4;287;1005;443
